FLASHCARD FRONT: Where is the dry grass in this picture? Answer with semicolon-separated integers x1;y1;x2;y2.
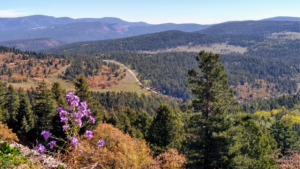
139;43;247;54
9;61;151;96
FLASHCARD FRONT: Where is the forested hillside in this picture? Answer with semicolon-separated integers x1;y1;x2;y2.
200;21;299;34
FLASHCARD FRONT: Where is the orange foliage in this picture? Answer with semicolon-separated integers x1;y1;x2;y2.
78;123;156;168
77;123;186;168
155;148;187;169
0;122;19;142
277;152;300;169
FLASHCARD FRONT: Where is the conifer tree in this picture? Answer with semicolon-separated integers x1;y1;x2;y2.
51;82;67;108
74;74;106;127
147;104;185;156
51;82;67;137
134;110;153;138
269;121;299;155
17;90;34;138
186;51;238;168
4;85;20;129
0;81;6;121
32;80;57;137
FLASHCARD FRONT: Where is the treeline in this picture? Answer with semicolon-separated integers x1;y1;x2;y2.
91;91;179;116
241;93;300;114
64;56;120;80
0;75;180;143
48;31;226;54
200;21;300;35
0;45;66;60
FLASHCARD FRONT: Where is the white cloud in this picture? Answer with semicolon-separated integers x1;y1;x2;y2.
0;9;26;17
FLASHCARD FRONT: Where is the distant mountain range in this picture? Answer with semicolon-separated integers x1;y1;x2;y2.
48;20;300;55
0;15;299;51
0;15;210;44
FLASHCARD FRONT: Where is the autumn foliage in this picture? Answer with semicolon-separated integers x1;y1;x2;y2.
78;122;186;168
0;122;19;142
156;148;187;169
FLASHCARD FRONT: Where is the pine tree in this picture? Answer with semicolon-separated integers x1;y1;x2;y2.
134;110;153;138
0;80;6;121
186;51;238;168
32;80;57;137
4;85;19;130
74;75;105;127
51;82;67;108
269;121;299;155
17;90;34;138
51;82;67;138
147;104;185;156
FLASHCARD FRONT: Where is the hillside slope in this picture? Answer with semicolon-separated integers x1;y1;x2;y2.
0;38;65;51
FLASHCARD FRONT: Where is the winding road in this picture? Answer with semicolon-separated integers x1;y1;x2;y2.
104;60;158;94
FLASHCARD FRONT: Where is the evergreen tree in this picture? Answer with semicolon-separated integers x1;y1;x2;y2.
32;80;57;137
0;81;6;121
269;121;299;155
17;90;34;138
74;75;106;127
51;82;67;108
186;51;238;168
4;85;19;130
51;82;67;138
147;104;185;156
134;110;153;138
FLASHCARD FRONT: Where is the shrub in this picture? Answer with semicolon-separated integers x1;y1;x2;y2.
155;148;187;169
0;122;19;142
78;123;156;168
0;142;30;168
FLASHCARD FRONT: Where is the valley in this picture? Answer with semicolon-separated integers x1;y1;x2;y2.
0;11;300;168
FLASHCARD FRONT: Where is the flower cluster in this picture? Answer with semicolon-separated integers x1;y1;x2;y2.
34;144;46;154
35;92;105;156
41;131;52;140
57;92;94;130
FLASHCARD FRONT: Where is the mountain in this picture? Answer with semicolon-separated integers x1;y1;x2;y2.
262;16;300;21
199;21;300;34
0;15;210;44
0;15;151;31
48;20;300;55
0;38;65;51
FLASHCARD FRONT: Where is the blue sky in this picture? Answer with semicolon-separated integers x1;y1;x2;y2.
1;0;299;24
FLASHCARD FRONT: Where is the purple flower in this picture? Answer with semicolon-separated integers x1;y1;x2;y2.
59;110;69;117
85;130;93;139
62;124;70;131
75;112;84;120
79;149;83;152
34;144;46;154
57;107;64;112
74;119;82;127
97;139;105;147
89;116;96;124
66;92;75;102
60;116;68;123
80;101;88;109
41;131;52;140
48;140;56;149
69;136;78;146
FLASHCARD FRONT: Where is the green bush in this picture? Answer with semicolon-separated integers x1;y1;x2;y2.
0;142;30;168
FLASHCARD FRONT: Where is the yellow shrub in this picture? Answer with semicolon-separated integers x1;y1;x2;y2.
78;123;156;168
155;148;187;169
0;122;18;142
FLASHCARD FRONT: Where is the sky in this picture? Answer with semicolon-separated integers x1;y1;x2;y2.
0;0;299;24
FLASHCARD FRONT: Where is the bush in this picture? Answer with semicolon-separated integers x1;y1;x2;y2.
0;122;18;142
0;142;30;168
78;123;156;168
